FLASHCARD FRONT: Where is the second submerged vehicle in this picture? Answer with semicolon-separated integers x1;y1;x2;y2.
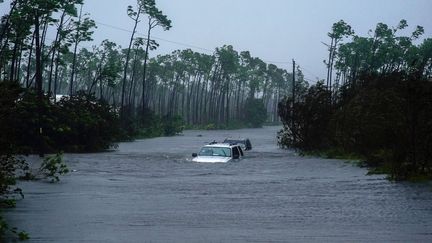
223;138;252;151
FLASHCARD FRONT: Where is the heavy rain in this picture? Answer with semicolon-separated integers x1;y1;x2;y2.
1;0;432;242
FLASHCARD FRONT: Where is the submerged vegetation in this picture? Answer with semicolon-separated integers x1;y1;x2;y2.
278;20;432;181
39;153;69;183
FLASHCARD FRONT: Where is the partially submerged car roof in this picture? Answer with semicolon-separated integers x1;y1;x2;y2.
223;138;252;150
204;142;239;148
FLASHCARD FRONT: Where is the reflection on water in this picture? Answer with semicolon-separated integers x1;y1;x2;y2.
6;126;432;242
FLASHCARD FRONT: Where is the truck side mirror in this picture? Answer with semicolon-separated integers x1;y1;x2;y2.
192;153;198;157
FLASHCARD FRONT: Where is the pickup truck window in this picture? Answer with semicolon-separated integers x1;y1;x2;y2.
199;147;231;157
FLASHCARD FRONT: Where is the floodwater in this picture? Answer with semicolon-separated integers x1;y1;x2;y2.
5;126;432;242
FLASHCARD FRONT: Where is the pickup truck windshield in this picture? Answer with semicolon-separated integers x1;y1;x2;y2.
199;147;231;157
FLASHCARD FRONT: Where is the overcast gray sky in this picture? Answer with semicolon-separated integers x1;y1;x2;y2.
83;0;432;82
2;0;432;82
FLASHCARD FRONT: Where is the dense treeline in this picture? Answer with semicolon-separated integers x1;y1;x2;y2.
0;0;297;161
0;0;295;136
278;20;432;180
143;47;293;127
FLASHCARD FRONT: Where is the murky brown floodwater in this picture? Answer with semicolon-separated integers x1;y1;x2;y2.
5;126;432;242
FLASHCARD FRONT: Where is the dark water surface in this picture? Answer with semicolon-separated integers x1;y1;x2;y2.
6;126;432;242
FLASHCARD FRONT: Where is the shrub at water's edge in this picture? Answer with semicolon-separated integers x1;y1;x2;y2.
3;88;121;153
278;73;432;181
277;20;432;181
1;82;186;154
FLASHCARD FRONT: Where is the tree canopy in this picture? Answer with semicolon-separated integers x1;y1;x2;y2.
278;19;432;181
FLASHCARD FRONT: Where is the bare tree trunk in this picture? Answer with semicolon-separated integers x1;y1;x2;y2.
0;0;19;59
121;8;141;111
48;10;66;97
326;38;334;90
9;35;19;81
16;42;24;83
69;4;83;96
141;20;153;113
128;49;139;107
26;33;35;88
200;76;209;124
34;13;43;96
225;77;230;126
34;10;45;157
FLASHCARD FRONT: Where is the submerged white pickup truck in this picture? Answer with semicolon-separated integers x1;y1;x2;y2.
192;142;244;163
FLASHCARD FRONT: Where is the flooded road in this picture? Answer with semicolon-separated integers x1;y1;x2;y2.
6;126;432;242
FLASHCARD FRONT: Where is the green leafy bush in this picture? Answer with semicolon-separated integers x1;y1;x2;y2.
0;82;29;241
54;91;121;152
205;123;216;130
278;82;333;150
0;155;27;199
40;153;69;183
0;82;26;155
0;214;29;241
278;73;432;180
243;98;267;128
162;115;184;136
0;86;121;153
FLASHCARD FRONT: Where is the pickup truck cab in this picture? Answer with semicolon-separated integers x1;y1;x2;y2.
192;143;244;163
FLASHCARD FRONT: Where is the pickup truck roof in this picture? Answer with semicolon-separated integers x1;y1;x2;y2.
223;138;252;151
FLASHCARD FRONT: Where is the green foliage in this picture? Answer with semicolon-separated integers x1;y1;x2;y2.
0;83;30;241
40;153;69;183
333;19;431;85
0;214;30;241
125;109;185;139
243;98;267;128
278;82;332;150
0;155;28;242
18;231;30;240
185;120;253;130
1;214;29;240
136;116;164;139
221;120;249;130
141;0;172;31
279;19;432;181
0;155;27;199
279;72;432;181
0;82;24;154
328;20;354;40
1;0;299;132
0;199;16;208
205;123;216;130
161;115;184;136
0;86;121;153
54;91;121;152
